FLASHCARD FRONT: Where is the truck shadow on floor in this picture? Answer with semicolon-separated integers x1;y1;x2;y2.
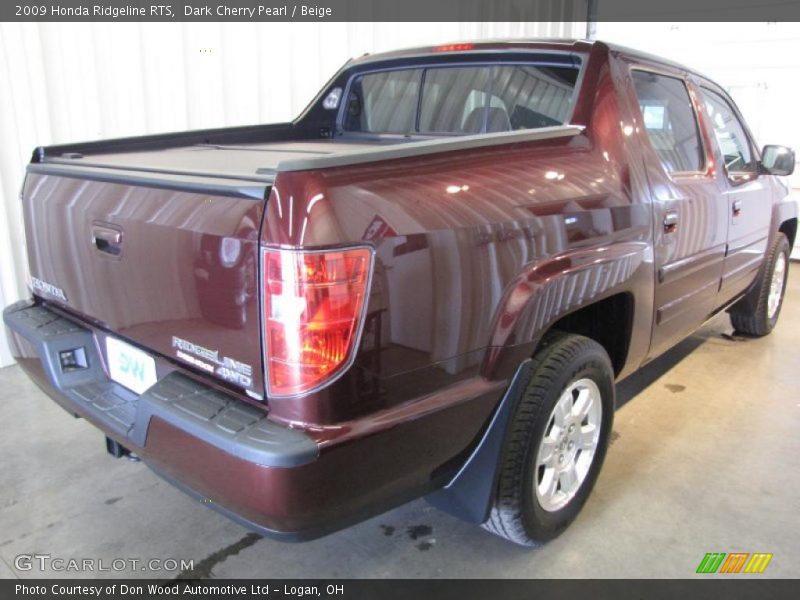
615;332;708;410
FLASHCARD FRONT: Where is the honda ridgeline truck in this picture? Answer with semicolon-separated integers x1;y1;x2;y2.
4;40;796;545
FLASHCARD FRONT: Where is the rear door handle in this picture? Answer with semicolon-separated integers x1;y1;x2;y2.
732;199;743;217
663;211;679;233
91;223;123;257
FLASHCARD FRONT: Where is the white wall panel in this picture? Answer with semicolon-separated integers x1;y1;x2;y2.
0;21;583;366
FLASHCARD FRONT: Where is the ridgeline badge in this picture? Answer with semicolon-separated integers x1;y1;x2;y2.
171;336;253;389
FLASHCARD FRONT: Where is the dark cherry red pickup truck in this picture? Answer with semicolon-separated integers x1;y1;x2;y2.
4;39;796;545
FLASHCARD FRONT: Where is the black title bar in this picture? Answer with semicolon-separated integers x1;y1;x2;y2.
4;0;800;22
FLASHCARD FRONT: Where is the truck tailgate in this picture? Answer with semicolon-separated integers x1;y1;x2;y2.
22;171;267;396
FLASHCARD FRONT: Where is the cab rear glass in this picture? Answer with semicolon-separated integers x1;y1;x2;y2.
342;63;581;135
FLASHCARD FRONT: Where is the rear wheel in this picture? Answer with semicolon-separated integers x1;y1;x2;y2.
730;234;790;337
483;331;614;546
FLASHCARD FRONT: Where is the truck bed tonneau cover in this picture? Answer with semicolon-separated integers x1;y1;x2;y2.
40;140;397;184
36;125;584;188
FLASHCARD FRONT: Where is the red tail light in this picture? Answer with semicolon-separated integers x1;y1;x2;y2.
262;246;373;398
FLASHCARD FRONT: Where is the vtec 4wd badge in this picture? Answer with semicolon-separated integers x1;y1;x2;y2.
171;336;253;388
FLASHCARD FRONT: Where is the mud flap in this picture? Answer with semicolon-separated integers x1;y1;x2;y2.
426;359;533;524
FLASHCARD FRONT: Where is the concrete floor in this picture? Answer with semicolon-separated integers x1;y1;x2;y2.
1;265;798;580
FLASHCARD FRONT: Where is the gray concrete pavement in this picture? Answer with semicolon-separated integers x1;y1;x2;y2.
1;265;799;579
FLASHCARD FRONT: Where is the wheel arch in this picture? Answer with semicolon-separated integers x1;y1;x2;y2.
482;241;649;382
779;216;797;249
549;292;634;377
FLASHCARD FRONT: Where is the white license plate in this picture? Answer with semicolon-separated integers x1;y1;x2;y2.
106;336;158;395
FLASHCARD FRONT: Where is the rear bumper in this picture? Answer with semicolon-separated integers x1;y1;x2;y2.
3;301;317;466
2;300;320;538
3;299;505;540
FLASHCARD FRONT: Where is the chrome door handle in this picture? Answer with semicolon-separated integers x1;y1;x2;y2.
91;222;123;257
92;225;121;244
732;199;743;217
663;211;679;233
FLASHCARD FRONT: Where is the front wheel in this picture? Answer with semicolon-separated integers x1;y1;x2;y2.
729;233;791;337
483;331;614;546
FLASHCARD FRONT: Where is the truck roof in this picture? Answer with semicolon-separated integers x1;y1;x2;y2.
348;38;594;66
349;38;710;81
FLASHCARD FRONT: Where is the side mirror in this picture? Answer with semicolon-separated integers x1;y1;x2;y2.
761;145;795;176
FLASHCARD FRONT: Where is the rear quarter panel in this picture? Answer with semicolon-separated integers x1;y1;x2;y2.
261;45;655;426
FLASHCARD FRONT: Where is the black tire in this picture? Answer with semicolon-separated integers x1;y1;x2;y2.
483;331;615;546
729;234;791;337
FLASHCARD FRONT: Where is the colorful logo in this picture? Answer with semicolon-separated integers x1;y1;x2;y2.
696;552;773;574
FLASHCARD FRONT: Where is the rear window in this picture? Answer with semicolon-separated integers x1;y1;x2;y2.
342;63;580;135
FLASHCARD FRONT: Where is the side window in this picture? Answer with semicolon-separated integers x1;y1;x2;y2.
632;70;704;173
700;88;757;183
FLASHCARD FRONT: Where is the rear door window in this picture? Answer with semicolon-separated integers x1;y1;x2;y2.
632;70;705;173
